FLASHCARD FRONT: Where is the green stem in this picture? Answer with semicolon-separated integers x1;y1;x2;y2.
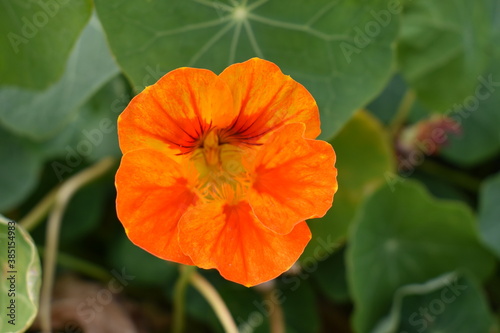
419;159;482;193
190;272;238;333
172;265;197;333
39;157;117;333
389;89;417;139
19;186;59;232
37;246;111;283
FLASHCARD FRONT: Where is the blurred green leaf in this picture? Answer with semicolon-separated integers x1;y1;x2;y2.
42;75;127;167
0;126;41;212
94;0;399;138
398;0;491;111
0;13;120;140
347;180;496;333
59;180;109;244
108;234;178;286
312;248;350;304
70;76;127;162
0;0;92;89
479;172;500;259
440;0;500;166
279;279;320;333
373;272;494;333
0;217;41;333
367;74;408;125
302;110;394;260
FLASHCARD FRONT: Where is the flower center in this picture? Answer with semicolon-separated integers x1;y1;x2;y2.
191;130;249;203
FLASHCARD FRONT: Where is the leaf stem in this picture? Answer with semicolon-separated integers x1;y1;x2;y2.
419;159;482;193
39;157;117;333
172;265;197;333
190;272;238;333
389;89;417;139
19;186;59;232
262;288;285;333
37;246;111;283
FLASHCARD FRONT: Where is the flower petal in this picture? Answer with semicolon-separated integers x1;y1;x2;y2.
178;201;311;287
116;149;196;265
247;123;337;235
219;58;321;142
118;67;236;155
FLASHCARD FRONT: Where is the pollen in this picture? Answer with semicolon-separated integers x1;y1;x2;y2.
192;129;249;203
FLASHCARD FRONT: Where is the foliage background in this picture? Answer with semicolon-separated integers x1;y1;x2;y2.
0;0;499;332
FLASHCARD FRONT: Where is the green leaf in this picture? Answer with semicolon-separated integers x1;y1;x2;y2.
0;0;92;89
59;180;109;244
42;75;127;170
440;0;500;166
373;272;494;333
398;0;491;111
367;74;408;125
479;172;500;259
302;110;394;260
94;0;399;138
312;248;350;304
0;13;120;140
279;280;320;333
108;234;178;286
0;217;41;333
0;126;41;212
347;180;496;333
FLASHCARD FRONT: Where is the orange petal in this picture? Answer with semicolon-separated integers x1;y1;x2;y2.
118;67;236;155
178;201;311;287
219;58;321;142
247;123;337;235
115;149;196;265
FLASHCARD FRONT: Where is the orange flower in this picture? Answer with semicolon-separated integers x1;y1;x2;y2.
115;58;337;287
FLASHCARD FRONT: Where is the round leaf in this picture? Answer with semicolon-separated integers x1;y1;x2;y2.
347;180;496;333
479;172;500;259
0;126;41;213
94;0;399;138
0;0;92;89
0;217;41;333
398;0;491;111
373;272;494;333
0;14;120;140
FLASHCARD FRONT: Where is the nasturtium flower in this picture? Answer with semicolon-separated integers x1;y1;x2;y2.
115;58;337;287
